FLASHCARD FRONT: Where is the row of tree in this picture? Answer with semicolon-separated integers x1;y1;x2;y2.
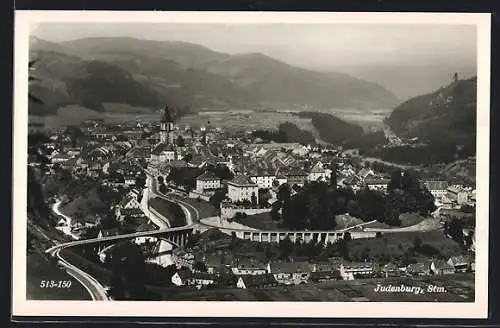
272;168;436;230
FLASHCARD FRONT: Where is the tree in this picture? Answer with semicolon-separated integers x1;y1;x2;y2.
445;218;465;246
277;183;291;203
387;169;403;192
270;202;281;221
184;153;193;163
176;135;185;148
279;236;294;259
135;175;146;189
193;261;208;272
251;193;258;207
329;166;338;190
209;189;226;208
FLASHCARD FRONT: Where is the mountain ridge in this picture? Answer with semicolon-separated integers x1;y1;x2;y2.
29;36;400;116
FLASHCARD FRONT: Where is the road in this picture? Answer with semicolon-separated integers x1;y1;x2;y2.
44;173;197;301
52;248;109;301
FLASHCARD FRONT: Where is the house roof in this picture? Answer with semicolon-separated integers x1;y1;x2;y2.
228;174;257;187
342;262;376;270
310;270;342;280
448;255;470;266
238;274;277;287
196;171;220;181
175;270;215;281
119;195;136;207
406;262;431;272
233;258;267;270
425;180;449;191
357;168;373;178
364;178;390;185
310;162;325;173
151;143;175;155
269;261;311;273
432;259;455;270
99;228;121;237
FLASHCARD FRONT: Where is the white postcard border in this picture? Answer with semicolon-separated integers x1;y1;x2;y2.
13;11;491;318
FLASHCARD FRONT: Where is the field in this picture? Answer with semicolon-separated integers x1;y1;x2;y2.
346;230;463;262
234;212;281;230
26;251;91;300
162;273;474;302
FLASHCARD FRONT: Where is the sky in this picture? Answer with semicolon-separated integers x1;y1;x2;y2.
31;23;477;69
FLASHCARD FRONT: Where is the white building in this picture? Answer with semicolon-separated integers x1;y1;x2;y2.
249;171;276;189
195;172;221;193
447;185;469;205
340;262;376;280
364;177;390;192
226;174;259;204
424;180;449;199
231;259;268;276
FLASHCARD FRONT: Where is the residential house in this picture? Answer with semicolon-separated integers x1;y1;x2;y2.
171;270;215;288
424;180;449;199
364;177;390;192
307;161;330;182
267;261;311;285
430;259;455;275
203;253;233;274
195;171;221;193
357;168;375;181
236;274;279;289
249;170;276;189
285;168;308;187
381;263;402;278
118;194;141;210
309;270;342;283
447;186;469;205
172;250;195;270
340;262;376;280
447;255;470;273
231;259;268;276
151;143;177;163
406;262;431;276
115;208;144;223
124;175;136;186
226;174;259;205
97;228;121;239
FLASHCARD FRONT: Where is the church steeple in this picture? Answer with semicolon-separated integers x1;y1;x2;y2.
160;105;174;144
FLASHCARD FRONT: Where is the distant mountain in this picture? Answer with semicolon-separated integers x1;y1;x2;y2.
386;77;477;159
29;37;400;116
322;62;477;100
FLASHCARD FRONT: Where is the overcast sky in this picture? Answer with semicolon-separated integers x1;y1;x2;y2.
31;23;477;68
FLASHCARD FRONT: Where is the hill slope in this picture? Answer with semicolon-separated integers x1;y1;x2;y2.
384;77;477;162
29;37;400;115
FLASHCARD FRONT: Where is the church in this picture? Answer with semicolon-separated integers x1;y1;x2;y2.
150;106;181;163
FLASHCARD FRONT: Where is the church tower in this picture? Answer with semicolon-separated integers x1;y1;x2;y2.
160;105;174;144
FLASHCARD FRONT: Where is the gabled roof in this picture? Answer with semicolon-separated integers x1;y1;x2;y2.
238;274;277;287
228;174;257;187
425;180;449;191
196;171;220;181
151;143;175;155
269;261;311;274
448;255;470;266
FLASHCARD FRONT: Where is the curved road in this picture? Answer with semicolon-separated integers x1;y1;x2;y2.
46;172;198;301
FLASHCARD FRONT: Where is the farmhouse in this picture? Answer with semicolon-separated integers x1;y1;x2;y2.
236;274;278;289
267;261;311;285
